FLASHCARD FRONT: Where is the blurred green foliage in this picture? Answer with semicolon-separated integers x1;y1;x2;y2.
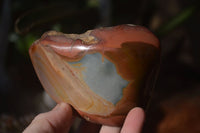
9;33;38;57
156;4;198;37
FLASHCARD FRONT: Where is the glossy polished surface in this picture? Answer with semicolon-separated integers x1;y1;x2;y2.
29;24;160;126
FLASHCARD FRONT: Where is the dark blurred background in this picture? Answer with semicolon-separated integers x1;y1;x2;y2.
0;0;200;132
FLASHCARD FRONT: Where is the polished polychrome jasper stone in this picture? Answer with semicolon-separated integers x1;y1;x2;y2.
29;24;160;126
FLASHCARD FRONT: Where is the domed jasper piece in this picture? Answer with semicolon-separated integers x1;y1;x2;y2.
29;24;160;126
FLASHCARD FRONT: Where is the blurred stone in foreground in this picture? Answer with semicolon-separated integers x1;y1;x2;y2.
157;89;200;133
0;114;34;133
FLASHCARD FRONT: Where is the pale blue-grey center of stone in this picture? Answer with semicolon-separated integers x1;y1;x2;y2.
69;53;129;105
